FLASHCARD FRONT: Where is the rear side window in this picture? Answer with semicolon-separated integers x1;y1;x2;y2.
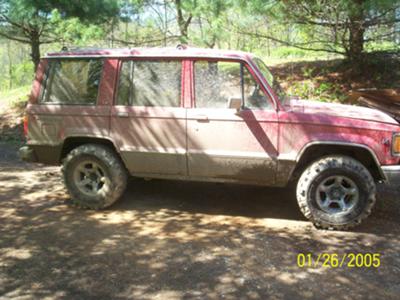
40;59;103;105
117;60;182;107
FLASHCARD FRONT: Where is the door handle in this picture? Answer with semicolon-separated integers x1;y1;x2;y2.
194;115;209;122
116;112;129;118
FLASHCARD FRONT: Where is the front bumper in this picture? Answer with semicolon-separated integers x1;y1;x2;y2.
382;165;400;186
18;146;37;163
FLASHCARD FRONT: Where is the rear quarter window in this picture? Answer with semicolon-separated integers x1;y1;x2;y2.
40;58;103;105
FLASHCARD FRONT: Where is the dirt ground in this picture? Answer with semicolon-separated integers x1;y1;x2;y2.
0;141;399;300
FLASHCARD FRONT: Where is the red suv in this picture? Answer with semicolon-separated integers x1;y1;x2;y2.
19;46;400;230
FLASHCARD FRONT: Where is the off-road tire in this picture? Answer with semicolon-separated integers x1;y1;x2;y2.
62;144;128;209
296;155;376;230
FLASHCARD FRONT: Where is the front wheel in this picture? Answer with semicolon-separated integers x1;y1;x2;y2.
296;156;376;230
62;144;128;209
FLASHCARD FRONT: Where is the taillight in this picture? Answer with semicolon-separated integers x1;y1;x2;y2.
23;114;28;137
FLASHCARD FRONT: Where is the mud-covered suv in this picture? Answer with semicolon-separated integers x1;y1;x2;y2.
19;46;400;229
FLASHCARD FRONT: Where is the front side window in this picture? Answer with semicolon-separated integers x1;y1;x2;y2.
41;59;103;104
194;60;272;109
117;60;182;107
253;57;287;102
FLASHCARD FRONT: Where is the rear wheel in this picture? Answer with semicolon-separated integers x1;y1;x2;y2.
296;156;376;230
62;144;128;209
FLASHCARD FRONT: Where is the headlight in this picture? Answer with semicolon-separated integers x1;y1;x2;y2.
392;133;400;155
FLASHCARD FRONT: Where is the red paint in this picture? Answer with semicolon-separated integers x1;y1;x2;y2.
29;47;400;172
277;100;399;165
98;59;119;106
29;59;47;104
23;114;28;137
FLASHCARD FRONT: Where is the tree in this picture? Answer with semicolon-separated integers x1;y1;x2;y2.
0;0;120;70
174;0;192;43
239;0;400;63
127;0;230;46
193;0;230;48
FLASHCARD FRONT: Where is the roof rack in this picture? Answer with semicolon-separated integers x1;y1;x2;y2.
60;46;114;52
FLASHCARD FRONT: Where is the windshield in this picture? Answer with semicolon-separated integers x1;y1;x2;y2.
253;57;287;103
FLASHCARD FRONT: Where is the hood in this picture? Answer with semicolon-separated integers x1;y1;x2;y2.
286;99;399;125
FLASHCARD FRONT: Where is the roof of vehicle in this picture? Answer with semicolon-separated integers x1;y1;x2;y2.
45;45;254;61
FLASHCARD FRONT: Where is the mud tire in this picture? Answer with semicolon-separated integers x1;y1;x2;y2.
62;144;127;209
296;156;376;230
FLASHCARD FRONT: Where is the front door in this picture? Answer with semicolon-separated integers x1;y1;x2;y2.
111;59;187;176
187;60;279;185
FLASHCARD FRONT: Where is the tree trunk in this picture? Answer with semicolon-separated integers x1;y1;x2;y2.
30;32;41;72
347;0;365;64
163;0;168;46
7;41;13;89
175;0;192;43
110;19;115;48
348;21;365;63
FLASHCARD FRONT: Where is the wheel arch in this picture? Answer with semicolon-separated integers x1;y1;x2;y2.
60;136;121;163
291;142;385;183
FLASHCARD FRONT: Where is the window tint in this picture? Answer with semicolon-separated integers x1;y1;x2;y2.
41;59;103;104
117;60;181;107
194;61;271;109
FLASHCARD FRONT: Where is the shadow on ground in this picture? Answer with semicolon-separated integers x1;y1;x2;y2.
115;178;304;221
1;142;400;300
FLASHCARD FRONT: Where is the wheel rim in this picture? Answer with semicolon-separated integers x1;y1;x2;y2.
316;175;359;215
73;160;108;197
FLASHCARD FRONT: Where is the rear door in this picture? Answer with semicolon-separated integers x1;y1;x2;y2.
110;59;187;176
187;60;279;184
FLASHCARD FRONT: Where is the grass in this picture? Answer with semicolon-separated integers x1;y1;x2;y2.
264;53;342;67
0;85;30;144
0;85;31;109
269;51;400;103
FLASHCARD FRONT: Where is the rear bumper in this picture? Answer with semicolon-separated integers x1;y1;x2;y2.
382;165;400;186
18;146;38;163
18;144;61;165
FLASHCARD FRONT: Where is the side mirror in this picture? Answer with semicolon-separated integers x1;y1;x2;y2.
228;97;242;112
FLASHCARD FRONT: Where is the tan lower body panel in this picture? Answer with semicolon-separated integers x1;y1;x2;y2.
121;151;187;176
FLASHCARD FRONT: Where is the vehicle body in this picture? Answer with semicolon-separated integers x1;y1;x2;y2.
19;46;400;229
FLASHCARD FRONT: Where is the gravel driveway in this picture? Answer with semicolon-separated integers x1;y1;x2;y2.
0;142;399;300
